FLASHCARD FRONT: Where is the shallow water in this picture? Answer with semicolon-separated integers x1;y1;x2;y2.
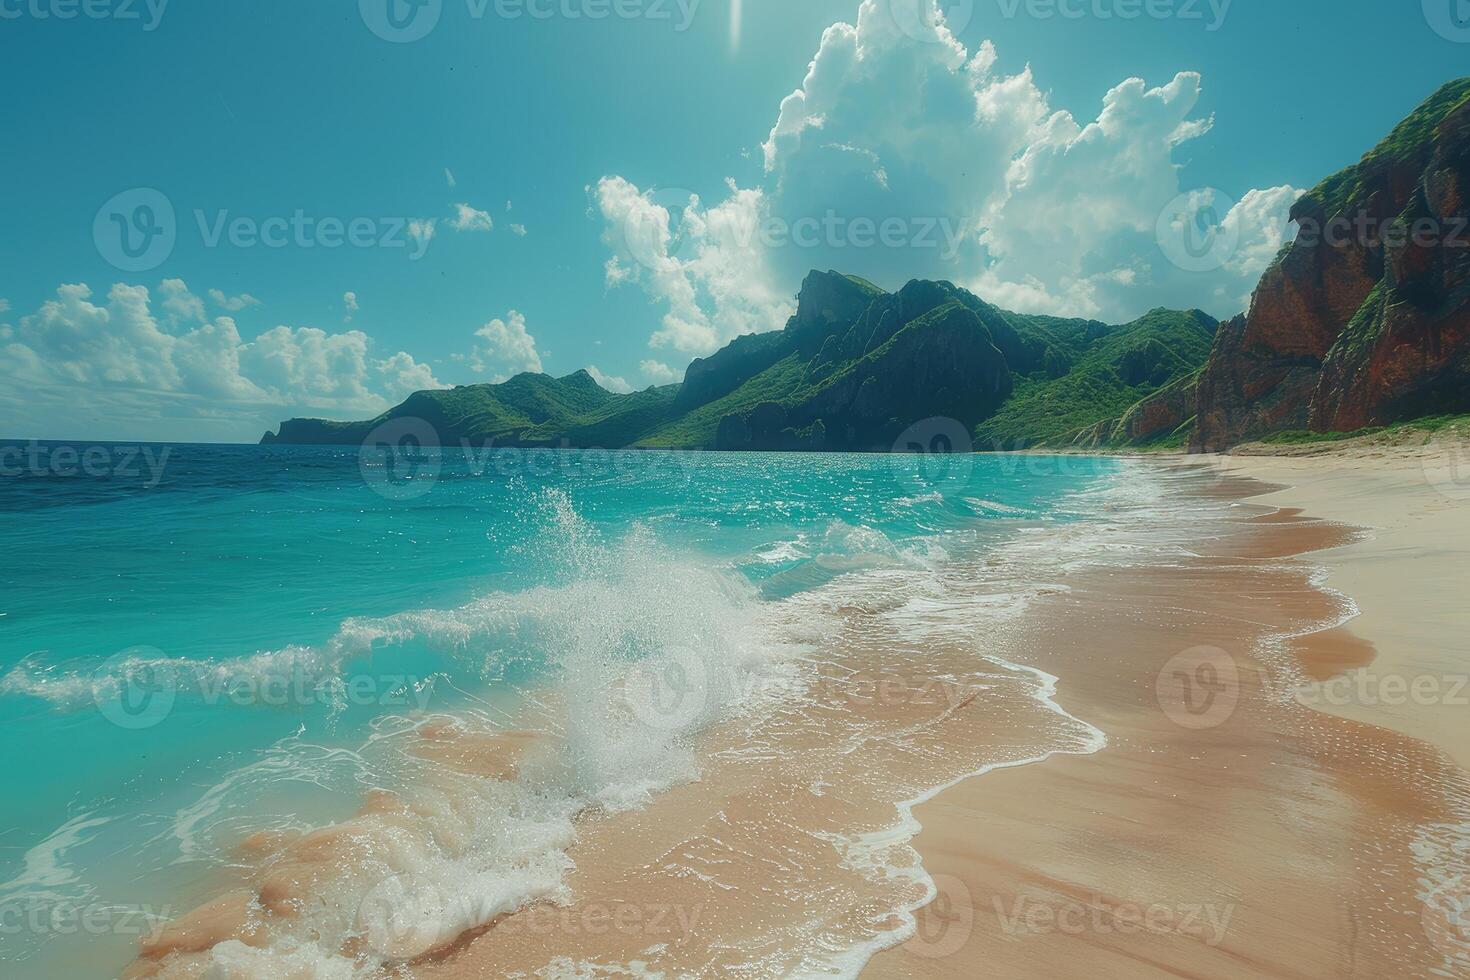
0;444;1121;977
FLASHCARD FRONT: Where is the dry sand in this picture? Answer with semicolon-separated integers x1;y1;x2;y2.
1216;446;1470;771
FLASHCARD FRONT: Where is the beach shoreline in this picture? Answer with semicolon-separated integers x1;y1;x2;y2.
1213;447;1470;772
869;448;1470;978
108;449;1470;979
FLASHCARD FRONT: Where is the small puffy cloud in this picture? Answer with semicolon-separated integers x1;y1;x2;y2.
1220;186;1302;281
595;176;794;355
586;365;634;394
343;291;359;322
408;219;437;245
208;289;262;312
377;350;440;401
239;327;439;410
445;168;457;188
509;223;528;237
470;310;544;382
640;359;679;384
450;203;494;233
0;299;11;315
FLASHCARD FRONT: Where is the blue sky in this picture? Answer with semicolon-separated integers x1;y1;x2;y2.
1;0;1467;441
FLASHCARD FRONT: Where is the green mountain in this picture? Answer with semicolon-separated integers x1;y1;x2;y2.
263;78;1470;456
262;270;1217;452
263;369;680;448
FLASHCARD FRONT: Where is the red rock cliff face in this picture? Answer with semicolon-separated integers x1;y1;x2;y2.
1193;80;1470;451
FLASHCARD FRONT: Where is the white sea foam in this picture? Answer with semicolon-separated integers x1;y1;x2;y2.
895;490;944;507
144;489;803;976
963;497;1033;516
752;535;808;564
813;656;1108;980
0;811;111;907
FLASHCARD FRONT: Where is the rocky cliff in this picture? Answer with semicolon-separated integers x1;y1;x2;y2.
1194;79;1470;451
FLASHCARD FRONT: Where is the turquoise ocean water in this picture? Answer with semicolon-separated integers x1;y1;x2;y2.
0;443;1120;977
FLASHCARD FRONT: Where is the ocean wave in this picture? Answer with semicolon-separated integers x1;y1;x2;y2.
127;489;806;977
963;497;1034;517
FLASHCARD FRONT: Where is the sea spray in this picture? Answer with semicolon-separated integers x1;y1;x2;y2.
124;489;794;976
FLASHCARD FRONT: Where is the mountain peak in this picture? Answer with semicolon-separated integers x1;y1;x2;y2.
559;369;601;389
791;270;884;341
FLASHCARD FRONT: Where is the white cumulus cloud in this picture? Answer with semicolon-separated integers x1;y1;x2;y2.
595;176;794;357
207;289;262;313
640;359;679;384
470;310;544;382
586;365;634;393
0;280;441;441
597;0;1298;336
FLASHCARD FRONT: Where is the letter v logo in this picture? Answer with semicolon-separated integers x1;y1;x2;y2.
1424;0;1470;40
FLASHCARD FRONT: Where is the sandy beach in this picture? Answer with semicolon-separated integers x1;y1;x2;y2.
873;447;1470;979
117;449;1470;979
1216;446;1470;772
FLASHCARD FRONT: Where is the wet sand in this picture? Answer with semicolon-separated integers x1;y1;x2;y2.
873;458;1470;979
126;572;1105;978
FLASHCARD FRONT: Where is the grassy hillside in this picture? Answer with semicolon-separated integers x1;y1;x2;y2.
638;354;810;448
974;309;1218;448
264;274;1219;453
